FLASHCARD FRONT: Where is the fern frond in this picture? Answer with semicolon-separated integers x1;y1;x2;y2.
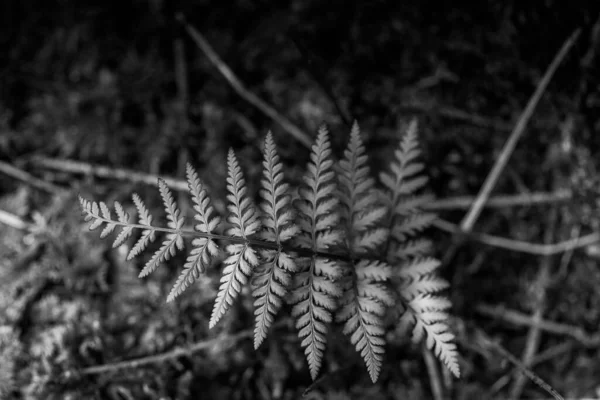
79;197;137;249
138;179;185;278
289;257;342;380
112;201;134;248
210;243;259;328
339;121;388;253
336;122;391;382
252;250;297;348
294;126;343;250
98;202;115;238
382;120;460;378
380;119;427;208
290;126;343;380
80;121;460;383
226;149;261;238
398;294;460;378
127;193;156;260
252;133;299;348
167;164;221;302
210;151;261;328
259;132;299;242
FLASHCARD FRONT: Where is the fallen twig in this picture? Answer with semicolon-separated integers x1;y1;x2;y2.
29;157;189;192
178;14;313;148
509;207;556;399
461;29;580;231
78;329;254;376
476;304;600;347
0;208;35;231
426;190;571;211
460;29;580;231
475;331;565;400
433;219;600;256
398;101;513;131
0;160;66;194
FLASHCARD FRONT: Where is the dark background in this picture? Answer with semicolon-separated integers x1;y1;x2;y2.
1;1;600;399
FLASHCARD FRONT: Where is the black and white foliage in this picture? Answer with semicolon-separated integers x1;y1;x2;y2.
79;120;459;382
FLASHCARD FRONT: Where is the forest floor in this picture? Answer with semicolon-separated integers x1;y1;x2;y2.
1;2;600;399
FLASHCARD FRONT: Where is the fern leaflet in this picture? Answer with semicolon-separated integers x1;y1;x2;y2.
382;120;460;378
336;122;391;382
127;193;156;260
290;125;343;380
167;164;221;302
252;133;299;349
210;150;261;328
138;179;185;278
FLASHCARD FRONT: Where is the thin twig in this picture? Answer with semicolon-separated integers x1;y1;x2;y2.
530;342;575;366
0;160;66;194
29;157;189;192
78;328;254;376
509;207;556;399
0;208;35;231
476;304;600;347
433;219;600;256
398;101;513;131
178;14;313;148
473;329;565;400
438;25;581;265
426;190;571;211
460;29;580;231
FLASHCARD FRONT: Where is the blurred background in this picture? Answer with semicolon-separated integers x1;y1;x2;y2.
1;1;600;399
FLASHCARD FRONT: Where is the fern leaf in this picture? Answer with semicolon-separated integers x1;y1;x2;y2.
99;202;116;238
226;149;261;238
381;120;460;378
339;122;388;252
337;259;392;383
252;133;298;348
294;125;342;251
168;237;218;302
210;152;261;327
112;201;134;248
88;204;104;231
80;197;134;248
289;257;341;380
138;180;184;278
259;132;299;242
380;119;425;208
187;163;221;235
127;194;156;260
158;178;185;232
210;243;259;328
399;294;460;378
290;126;343;380
252;250;297;348
336;122;391;382
167;164;221;302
